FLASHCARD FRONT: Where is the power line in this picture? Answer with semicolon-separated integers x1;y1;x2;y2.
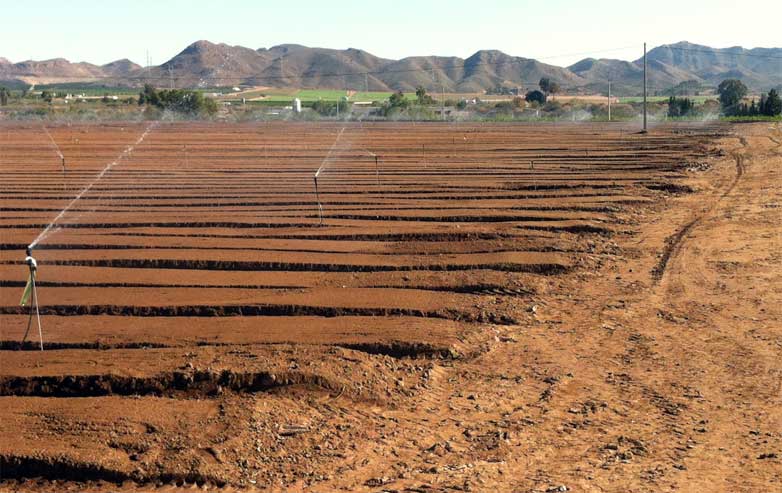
662;45;782;60
534;45;638;61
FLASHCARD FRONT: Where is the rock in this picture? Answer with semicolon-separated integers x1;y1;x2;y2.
278;424;310;436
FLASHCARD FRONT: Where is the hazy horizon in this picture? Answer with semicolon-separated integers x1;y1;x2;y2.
5;0;781;67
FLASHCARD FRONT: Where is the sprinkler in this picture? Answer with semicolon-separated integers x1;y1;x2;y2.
359;149;380;186
21;246;43;351
312;127;347;227
313;175;324;226
530;160;536;191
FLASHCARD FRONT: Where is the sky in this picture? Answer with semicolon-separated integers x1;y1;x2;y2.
3;0;781;67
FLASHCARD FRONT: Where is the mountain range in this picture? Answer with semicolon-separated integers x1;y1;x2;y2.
2;41;780;95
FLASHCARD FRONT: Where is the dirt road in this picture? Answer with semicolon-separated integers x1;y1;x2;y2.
312;122;782;492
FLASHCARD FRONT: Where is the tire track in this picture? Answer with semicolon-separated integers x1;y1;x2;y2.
652;137;746;283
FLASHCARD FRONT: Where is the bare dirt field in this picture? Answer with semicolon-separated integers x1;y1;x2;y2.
0;121;779;492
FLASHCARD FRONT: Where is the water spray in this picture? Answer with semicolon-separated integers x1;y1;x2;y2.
359;149;381;185
313;174;324;225
312;127;347;226
531;160;536;191
17;123;157;351
28;122;156;250
42;125;67;190
42;125;64;164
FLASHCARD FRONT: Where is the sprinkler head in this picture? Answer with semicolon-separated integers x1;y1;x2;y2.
26;246;32;257
24;255;37;271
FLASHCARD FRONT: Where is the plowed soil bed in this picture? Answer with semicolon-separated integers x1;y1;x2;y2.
4;121;776;492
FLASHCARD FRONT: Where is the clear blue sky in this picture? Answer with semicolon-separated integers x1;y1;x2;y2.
4;0;780;66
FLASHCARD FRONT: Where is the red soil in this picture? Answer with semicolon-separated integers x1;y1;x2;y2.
2;121;778;491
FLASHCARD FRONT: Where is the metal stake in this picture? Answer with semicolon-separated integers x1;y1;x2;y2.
314;176;323;225
21;253;43;350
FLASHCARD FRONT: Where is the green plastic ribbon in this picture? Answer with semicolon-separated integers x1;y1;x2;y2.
20;272;34;307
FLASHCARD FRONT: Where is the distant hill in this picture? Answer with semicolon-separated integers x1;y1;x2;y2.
2;40;780;95
640;41;782;90
0;57;140;86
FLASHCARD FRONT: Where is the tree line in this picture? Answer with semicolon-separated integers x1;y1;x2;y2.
718;79;781;117
667;96;696;117
138;84;217;116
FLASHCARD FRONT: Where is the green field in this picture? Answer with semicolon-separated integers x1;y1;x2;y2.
223;88;418;104
33;84;138;96
296;89;415;102
349;91;418;102
618;95;717;104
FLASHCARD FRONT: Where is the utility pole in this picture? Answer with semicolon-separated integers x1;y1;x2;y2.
608;79;611;122
442;82;445;121
433;68;445;121
643;42;648;132
168;64;174;89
